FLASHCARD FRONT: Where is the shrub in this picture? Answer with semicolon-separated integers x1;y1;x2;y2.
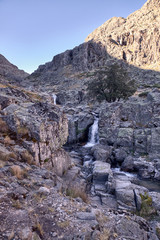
139;192;157;218
32;222;43;238
156;228;160;239
65;186;88;203
10;165;27;179
17;126;29;137
0;118;9;133
4;136;12;145
12;200;22;209
20;151;33;164
87;64;136;102
0;151;16;161
57;220;70;228
0;160;5;168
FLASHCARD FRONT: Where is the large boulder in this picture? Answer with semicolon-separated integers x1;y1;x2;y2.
67;111;94;144
91;144;112;163
114;147;128;163
115;179;147;211
121;155;135;171
149;192;160;212
93;161;112;183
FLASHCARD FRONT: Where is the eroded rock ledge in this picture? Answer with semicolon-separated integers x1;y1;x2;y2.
0;84;70;176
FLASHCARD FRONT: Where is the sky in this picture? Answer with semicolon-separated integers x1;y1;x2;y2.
0;0;146;74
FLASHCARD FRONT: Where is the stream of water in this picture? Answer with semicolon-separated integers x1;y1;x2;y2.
84;117;99;148
52;94;57;105
113;167;160;193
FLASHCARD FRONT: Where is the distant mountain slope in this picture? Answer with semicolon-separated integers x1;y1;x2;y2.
26;0;160;101
0;54;29;83
85;0;160;70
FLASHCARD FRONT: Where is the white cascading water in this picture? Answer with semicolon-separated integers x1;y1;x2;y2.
52;94;57;105
85;117;99;148
112;167;137;179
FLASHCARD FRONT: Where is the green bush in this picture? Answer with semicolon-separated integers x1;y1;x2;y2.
139;192;157;218
87;64;136;102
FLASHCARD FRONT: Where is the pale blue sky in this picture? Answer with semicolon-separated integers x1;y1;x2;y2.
0;0;146;73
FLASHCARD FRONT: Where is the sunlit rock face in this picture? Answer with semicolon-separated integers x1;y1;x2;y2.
85;0;160;71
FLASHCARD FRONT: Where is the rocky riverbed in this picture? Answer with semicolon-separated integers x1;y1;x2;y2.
0;0;160;239
0;81;159;239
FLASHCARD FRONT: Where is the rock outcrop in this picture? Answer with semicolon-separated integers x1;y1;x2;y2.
99;89;160;180
0;54;28;83
86;0;160;71
0;84;70;176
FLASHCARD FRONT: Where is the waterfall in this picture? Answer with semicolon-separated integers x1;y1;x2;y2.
52;94;57;105
85;117;99;148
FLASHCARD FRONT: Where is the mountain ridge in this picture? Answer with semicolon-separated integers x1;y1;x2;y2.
85;0;160;70
0;53;29;83
25;0;160;98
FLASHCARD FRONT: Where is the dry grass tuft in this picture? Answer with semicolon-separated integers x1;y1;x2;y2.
0;160;6;168
8;230;15;240
65;186;88;203
0;83;7;88
23;90;42;101
10;165;27;179
57;220;70;228
17;126;29;137
8;152;17;160
32;222;43;238
3;136;15;146
0;151;16;161
0;118;9;133
12;200;22;209
21;151;33;164
4;136;12;145
99;228;110;240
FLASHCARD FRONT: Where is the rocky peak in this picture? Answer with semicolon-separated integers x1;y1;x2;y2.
143;0;160;9
0;54;29;83
0;54;10;64
85;0;160;71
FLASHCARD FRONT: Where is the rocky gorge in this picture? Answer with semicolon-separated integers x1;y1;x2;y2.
0;0;160;239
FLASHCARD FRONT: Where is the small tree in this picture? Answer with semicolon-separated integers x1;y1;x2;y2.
87;64;136;102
